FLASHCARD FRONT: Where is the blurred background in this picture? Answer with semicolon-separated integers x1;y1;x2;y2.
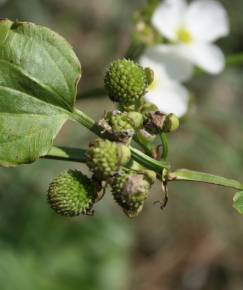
1;0;243;289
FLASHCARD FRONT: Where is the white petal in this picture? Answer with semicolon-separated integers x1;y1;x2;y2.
181;43;225;74
185;0;229;42
139;49;189;117
140;51;169;83
152;0;187;41
140;45;193;82
145;82;189;118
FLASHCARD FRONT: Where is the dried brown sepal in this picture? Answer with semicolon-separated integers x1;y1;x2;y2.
144;111;166;134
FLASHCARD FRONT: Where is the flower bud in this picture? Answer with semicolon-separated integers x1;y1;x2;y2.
104;59;148;108
48;170;99;217
111;169;152;218
144;111;180;134
86;139;131;180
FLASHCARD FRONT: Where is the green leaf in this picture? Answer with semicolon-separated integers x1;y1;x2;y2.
0;19;81;166
233;191;243;214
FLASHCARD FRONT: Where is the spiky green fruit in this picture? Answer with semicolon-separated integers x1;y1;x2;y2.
106;111;135;133
104;59;148;107
48;170;98;217
86;139;131;180
111;170;151;218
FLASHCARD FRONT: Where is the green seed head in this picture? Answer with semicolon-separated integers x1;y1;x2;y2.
104;111;143;136
48;170;98;217
107;111;135;133
99;110;145;144
111;169;151;218
104;59;148;107
86;139;131;180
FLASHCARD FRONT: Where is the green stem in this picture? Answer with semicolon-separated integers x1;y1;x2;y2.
130;147;169;174
72;108;98;133
44;146;87;163
133;134;154;156
168;169;243;191
44;146;243;191
45;145;168;175
160;133;169;160
125;41;146;61
226;53;243;67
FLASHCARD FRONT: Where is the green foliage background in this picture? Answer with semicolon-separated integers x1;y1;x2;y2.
1;0;243;290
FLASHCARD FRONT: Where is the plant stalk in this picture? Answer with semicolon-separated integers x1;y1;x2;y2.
160;133;169;160
168;169;243;191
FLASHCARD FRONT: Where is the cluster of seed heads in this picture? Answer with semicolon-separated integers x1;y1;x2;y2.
47;59;179;218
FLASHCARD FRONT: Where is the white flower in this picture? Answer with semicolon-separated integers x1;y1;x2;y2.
152;0;230;74
140;46;190;117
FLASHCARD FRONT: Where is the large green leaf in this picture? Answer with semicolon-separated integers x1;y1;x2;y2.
0;19;81;166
